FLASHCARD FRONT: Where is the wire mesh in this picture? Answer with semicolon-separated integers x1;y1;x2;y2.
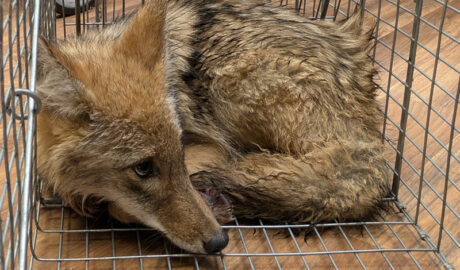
0;0;45;268
0;0;458;269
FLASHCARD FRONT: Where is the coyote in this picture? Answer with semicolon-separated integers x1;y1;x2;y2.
36;0;389;254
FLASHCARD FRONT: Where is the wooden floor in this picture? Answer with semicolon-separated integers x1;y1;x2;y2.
1;0;459;269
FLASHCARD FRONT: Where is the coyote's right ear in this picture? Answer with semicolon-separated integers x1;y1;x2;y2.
113;0;166;70
37;37;88;119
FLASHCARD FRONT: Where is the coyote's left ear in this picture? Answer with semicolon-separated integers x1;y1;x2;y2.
113;0;167;70
338;8;364;35
36;37;89;119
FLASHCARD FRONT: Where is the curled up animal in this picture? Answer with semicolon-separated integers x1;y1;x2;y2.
36;0;390;254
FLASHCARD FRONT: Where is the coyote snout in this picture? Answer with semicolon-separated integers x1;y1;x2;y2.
107;169;228;254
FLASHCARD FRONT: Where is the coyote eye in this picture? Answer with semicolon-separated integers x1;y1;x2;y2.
133;160;159;179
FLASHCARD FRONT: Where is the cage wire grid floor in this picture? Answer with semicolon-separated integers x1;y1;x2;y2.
0;0;458;269
29;196;452;269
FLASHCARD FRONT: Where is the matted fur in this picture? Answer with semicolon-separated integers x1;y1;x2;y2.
36;0;390;253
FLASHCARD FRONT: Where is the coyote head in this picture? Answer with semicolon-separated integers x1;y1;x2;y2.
36;0;227;254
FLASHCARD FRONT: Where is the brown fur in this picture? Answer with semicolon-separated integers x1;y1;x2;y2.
36;0;389;253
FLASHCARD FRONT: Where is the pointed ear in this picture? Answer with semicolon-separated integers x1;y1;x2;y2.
37;37;88;119
113;0;166;69
338;8;364;35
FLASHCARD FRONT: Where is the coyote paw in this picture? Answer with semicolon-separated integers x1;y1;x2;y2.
199;188;234;224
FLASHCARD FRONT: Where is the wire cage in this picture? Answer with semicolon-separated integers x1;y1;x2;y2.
0;0;458;269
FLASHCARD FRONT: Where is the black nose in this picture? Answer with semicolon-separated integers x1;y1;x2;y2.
203;230;229;254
